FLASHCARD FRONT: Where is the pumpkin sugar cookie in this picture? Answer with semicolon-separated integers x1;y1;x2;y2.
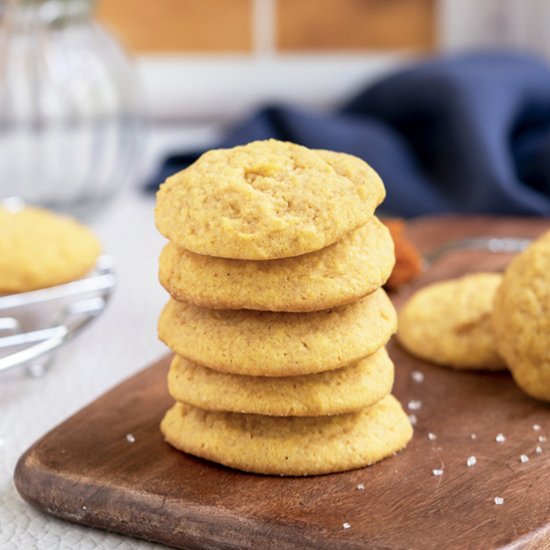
155;139;385;260
398;273;505;370
0;206;101;293
492;231;550;401
158;288;397;377
167;347;394;417
159;217;394;312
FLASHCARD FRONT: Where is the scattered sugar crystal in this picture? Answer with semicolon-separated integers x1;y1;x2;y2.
126;434;136;444
411;370;424;383
470;433;477;440
82;505;87;510
356;483;365;490
533;424;541;431
432;468;444;477
343;522;351;529
494;497;504;505
520;454;529;464
496;433;506;443
538;435;547;443
408;400;422;411
466;456;477;467
536;446;543;454
408;414;418;426
428;432;437;441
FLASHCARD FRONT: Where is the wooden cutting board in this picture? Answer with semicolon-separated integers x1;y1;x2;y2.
14;216;550;550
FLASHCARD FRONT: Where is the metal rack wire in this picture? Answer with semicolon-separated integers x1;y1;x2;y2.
424;236;532;266
0;255;116;376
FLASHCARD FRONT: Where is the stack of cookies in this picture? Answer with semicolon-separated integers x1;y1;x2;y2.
155;140;412;476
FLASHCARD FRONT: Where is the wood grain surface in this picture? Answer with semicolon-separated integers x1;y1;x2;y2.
14;217;550;550
97;0;253;53
277;0;435;52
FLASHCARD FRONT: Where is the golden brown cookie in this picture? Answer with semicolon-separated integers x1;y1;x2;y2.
160;395;412;476
167;347;394;416
155;140;385;260
398;273;505;370
0;205;101;293
158;288;397;376
492;231;550;401
159;217;394;312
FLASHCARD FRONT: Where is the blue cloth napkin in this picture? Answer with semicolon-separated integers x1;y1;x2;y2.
149;52;550;216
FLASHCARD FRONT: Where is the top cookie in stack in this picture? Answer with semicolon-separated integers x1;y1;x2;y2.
156;139;412;476
156;139;385;261
156;139;393;312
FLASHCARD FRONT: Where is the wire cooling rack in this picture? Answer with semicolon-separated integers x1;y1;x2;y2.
0;255;116;377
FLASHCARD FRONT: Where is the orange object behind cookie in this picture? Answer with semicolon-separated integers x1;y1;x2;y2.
383;218;423;290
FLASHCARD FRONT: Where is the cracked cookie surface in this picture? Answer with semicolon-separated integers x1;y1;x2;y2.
155;139;385;260
160;395;412;476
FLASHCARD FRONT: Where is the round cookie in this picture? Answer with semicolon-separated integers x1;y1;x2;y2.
160;395;412;476
155;139;385;260
492;231;550;401
398;273;505;370
158;288;397;376
159;217;394;312
0;205;101;293
168;347;394;416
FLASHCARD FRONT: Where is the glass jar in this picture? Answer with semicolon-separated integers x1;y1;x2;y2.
0;0;140;219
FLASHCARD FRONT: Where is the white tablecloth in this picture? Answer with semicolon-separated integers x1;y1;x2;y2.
1;191;172;549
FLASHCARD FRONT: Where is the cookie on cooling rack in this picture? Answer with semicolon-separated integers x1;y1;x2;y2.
0;206;101;293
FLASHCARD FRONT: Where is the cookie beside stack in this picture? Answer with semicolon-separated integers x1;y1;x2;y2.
398;273;506;370
155;140;412;476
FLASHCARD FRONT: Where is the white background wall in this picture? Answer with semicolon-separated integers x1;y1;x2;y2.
136;54;413;123
137;0;550;123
